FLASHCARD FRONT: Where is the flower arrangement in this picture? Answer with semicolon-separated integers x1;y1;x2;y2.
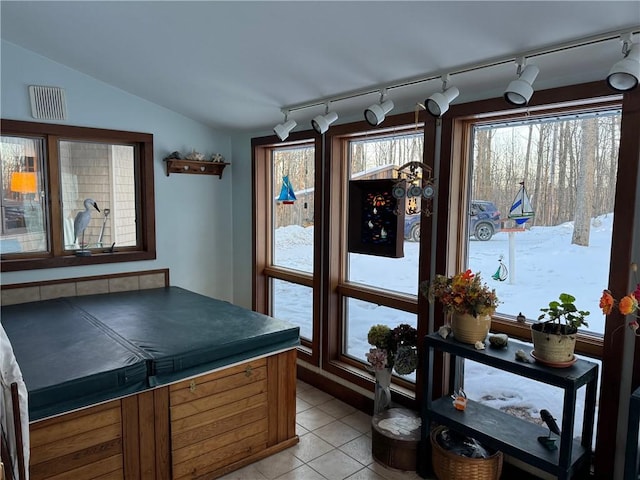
365;323;418;375
421;269;499;317
599;263;640;335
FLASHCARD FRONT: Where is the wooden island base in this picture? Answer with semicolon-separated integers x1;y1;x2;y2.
29;349;298;480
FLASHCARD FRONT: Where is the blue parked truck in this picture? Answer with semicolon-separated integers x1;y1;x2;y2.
404;200;502;242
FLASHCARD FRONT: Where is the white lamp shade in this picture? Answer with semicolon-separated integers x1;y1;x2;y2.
607;43;640;91
504;65;539;105
312;111;338;134
426;86;459;117
364;99;394;126
274;119;297;141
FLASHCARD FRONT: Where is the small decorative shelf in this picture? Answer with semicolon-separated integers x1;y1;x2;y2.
165;159;229;178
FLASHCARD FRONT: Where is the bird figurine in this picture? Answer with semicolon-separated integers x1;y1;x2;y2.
538;409;560;451
74;198;100;256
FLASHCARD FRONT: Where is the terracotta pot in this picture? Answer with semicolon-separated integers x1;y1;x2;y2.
450;312;492;344
531;323;576;366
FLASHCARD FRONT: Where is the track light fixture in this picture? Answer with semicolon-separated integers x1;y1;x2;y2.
425;74;459;117
504;57;539;106
607;33;640;92
311;103;338;134
274;110;297;141
364;89;394;126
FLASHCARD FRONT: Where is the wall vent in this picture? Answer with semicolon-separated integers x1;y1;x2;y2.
29;85;67;120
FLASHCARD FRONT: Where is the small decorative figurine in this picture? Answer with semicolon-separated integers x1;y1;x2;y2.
538;409;560;451
516;312;526;324
474;341;485;350
211;153;225;163
451;389;467;411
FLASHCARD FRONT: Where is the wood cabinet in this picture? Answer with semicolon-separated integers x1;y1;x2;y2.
165;159;229;178
29;349;298;479
417;333;598;480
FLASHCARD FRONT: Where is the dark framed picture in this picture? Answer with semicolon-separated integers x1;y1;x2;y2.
348;179;405;258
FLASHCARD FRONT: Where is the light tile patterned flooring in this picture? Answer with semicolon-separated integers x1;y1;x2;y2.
219;380;433;480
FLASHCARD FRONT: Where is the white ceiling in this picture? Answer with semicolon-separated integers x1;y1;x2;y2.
1;1;639;133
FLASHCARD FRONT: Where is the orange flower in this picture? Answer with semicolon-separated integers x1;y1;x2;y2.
619;294;639;315
599;290;614;315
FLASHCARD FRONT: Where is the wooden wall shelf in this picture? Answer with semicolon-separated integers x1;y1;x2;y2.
165;159;229;178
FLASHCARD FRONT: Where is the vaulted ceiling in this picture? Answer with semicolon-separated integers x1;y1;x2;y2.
1;1;639;133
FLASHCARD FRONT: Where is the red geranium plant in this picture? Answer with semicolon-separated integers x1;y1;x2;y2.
599;262;640;335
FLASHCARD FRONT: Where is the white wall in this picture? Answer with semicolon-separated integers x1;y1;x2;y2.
1;40;234;301
229;132;256;309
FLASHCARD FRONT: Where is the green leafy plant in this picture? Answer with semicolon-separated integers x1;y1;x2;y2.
537;293;590;334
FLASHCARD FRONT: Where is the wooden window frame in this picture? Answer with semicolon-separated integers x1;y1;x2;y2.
320;113;431;405
0;119;156;271
252;132;322;366
437;81;638;477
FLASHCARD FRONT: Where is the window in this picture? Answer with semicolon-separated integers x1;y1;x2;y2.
0;120;156;271
466;110;621;338
253;137;318;360
341;130;424;383
253;114;428;396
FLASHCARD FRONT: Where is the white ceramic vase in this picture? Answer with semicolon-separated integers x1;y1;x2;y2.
373;367;392;415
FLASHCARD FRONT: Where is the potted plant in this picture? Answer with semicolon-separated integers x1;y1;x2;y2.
365;323;418;414
421;269;499;344
531;293;589;366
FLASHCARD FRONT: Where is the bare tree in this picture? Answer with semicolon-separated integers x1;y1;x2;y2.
572;117;597;246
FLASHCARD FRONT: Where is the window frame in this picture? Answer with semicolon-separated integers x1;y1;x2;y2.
325;118;429;396
439;89;624;358
435;81;638;476
252;132;322;366
0;119;156;271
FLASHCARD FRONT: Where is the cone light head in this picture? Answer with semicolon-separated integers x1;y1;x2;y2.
504;63;539;106
607;41;640;91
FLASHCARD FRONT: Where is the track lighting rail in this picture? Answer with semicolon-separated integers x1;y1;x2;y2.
282;27;639;114
273;26;639;138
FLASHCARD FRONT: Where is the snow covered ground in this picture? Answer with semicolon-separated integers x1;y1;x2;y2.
274;214;615;438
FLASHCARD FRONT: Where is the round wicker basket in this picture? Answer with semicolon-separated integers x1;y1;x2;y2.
430;426;503;480
450;312;491;344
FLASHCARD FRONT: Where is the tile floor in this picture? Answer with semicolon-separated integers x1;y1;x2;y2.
219;380;432;480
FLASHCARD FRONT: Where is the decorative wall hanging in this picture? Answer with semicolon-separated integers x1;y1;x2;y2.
348;179;405;258
392;161;435;217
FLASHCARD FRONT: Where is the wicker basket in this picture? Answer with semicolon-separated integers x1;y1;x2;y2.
430;426;503;480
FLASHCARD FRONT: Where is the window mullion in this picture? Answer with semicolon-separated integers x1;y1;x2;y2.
47;135;63;255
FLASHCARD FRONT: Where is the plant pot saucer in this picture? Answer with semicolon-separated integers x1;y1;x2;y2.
530;350;577;368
